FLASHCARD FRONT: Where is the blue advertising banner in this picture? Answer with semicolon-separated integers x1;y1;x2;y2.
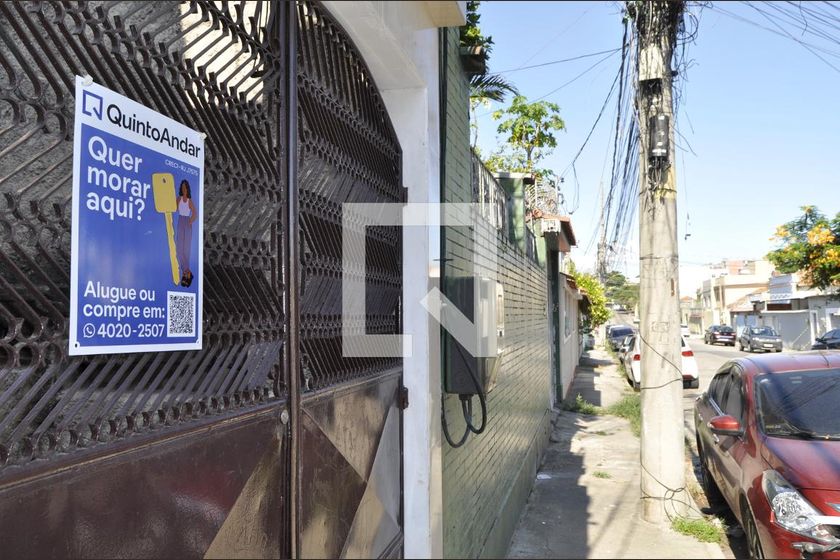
69;76;204;355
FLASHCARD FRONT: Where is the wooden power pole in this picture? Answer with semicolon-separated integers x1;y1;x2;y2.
631;0;687;523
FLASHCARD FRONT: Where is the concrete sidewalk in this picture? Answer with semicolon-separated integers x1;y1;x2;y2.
507;349;725;559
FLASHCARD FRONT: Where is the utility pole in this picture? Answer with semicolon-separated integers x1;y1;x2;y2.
631;0;687;523
709;274;719;326
596;181;607;283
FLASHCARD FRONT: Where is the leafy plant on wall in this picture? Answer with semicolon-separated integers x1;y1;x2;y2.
567;261;610;329
460;1;518;149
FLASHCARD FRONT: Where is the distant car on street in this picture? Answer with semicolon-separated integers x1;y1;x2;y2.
622;335;699;390
705;325;736;346
607;325;634;351
694;352;840;559
739;326;783;353
812;329;840;350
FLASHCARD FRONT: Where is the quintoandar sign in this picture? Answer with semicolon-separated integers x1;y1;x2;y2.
69;76;204;355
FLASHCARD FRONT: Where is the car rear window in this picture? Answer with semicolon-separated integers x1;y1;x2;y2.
757;369;840;439
719;326;734;333
611;327;633;338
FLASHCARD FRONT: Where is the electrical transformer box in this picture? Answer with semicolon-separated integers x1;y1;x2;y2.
649;113;669;161
442;276;504;396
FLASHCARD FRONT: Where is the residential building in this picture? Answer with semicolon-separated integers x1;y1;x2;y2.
730;273;837;350
0;2;589;558
679;296;701;334
696;259;775;329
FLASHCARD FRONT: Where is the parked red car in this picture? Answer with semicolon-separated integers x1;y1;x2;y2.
695;352;840;559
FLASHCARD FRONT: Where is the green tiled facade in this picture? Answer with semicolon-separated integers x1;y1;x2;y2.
440;27;552;560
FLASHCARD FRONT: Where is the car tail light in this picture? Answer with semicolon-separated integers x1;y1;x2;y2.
682;350;693;357
632;354;640;361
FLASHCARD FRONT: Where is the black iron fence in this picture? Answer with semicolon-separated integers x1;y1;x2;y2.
0;0;286;470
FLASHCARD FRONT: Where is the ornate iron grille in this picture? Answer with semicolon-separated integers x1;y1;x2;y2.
0;1;285;469
296;2;404;392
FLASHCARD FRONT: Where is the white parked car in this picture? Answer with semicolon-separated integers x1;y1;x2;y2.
617;334;635;363
622;336;699;391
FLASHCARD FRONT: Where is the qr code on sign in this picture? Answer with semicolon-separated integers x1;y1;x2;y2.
167;291;196;337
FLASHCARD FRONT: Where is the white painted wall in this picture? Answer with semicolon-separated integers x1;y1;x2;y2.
321;2;464;557
807;295;840;338
552;272;581;400
759;311;811;350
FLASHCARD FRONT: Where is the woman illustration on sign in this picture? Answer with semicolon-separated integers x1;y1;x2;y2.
176;179;197;287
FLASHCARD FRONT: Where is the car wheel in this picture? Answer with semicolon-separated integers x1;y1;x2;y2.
697;438;724;507
633;380;640;392
743;501;765;559
738;341;743;351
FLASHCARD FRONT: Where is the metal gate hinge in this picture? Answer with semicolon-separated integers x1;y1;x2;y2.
398;386;409;410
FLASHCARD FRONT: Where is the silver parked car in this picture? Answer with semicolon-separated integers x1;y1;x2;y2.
738;326;782;353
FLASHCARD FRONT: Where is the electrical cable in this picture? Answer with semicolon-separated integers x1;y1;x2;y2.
441;400;470;448
493;47;622;74
556;57;623;215
710;2;840;70
475;49;622;120
532;49;621;102
558;64;622;183
441;369;488;447
441;316;488;447
749;2;840;73
514;8;592;69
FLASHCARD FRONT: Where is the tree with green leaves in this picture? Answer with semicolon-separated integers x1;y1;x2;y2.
490;95;565;176
460;1;518;148
767;206;840;290
604;270;640;310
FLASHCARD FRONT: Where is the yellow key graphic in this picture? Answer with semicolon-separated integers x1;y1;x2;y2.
151;173;180;285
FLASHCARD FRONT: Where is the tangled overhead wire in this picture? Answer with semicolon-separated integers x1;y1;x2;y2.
596;1;706;273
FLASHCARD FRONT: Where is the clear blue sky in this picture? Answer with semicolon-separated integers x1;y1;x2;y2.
473;1;840;282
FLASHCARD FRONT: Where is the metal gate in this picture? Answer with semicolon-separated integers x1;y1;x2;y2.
0;1;404;557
